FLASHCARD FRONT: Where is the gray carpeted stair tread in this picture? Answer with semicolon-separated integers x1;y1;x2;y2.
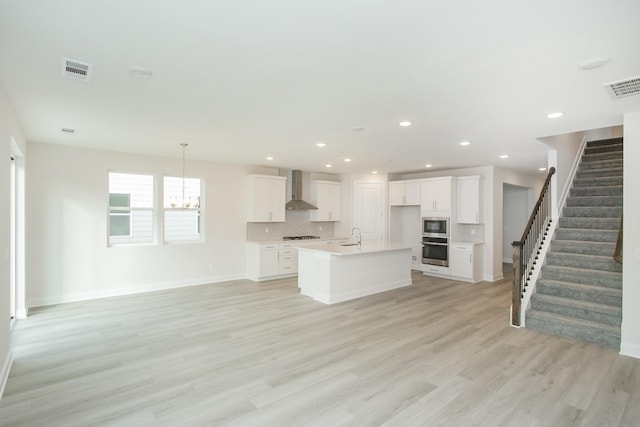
531;294;621;326
565;196;622;207
550;240;615;256
570;186;622;197
581;152;623;163
585;137;623;148
558;217;621;230
584;145;623;155
545;252;622;272
578;159;623;171
554;228;618;243
573;176;623;188
576;168;623;179
540;265;622;288
562;206;622;218
526;310;620;349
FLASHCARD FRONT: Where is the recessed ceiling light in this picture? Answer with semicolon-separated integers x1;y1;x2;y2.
344;158;352;162
425;164;432;168
399;121;412;127
539;167;547;171
547;112;564;119
580;56;609;70
316;142;326;147
371;170;378;174
266;156;274;161
325;164;332;168
460;141;471;146
128;65;153;79
499;154;509;159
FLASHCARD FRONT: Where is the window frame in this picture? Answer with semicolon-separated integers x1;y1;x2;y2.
107;171;157;247
161;174;205;244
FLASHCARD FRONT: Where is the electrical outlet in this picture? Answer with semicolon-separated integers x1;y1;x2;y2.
265;227;269;233
319;225;323;231
471;229;476;235
412;256;417;261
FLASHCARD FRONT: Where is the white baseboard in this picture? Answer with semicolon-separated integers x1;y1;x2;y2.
483;272;504;282
28;273;247;308
0;350;13;400
620;341;640;360
15;308;28;319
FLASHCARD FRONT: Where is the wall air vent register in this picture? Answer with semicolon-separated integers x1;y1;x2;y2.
61;57;93;82
604;75;640;99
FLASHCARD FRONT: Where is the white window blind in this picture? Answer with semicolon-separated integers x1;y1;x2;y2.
163;176;202;242
108;172;154;245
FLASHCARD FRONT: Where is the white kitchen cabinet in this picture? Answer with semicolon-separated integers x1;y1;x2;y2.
389;181;421;206
278;242;296;275
422;264;451;277
246;242;279;280
420;177;453;214
449;242;482;283
456;175;481;224
247;175;286;222
310;180;342;222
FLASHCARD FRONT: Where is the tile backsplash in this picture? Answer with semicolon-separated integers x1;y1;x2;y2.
247;210;335;241
452;223;485;243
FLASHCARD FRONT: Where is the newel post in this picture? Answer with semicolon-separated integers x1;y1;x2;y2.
511;241;523;327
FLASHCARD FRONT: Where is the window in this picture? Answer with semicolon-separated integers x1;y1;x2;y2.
163;176;202;242
108;172;154;245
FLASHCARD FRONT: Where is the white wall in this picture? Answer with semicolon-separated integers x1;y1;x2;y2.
26;143;259;307
621;111;640;358
0;82;27;398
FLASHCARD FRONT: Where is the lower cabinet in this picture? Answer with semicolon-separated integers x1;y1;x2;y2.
449;243;482;283
247;239;351;281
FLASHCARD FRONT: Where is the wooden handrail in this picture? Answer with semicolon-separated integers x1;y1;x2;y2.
614;215;622;264
511;166;556;327
518;167;556;243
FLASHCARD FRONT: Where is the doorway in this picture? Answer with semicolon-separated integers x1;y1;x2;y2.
502;183;533;263
10;156;16;322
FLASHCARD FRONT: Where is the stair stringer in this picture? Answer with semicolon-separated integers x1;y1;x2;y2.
515;218;557;327
557;136;588;216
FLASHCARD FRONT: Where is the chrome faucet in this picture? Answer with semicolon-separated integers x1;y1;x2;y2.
351;227;362;248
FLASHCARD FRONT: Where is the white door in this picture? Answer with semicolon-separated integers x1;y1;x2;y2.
355;182;384;241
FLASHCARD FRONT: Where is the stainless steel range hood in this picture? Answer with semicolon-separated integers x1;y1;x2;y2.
285;170;318;210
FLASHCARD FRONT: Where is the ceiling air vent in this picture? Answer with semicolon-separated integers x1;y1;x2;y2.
604;75;640;99
61;57;93;82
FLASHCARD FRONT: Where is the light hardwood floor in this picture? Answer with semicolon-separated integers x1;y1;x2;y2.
1;269;639;426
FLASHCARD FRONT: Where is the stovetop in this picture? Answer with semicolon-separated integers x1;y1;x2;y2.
282;235;321;240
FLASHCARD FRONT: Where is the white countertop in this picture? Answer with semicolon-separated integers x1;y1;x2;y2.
247;236;350;244
296;241;412;256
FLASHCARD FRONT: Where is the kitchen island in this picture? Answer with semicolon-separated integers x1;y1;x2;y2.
296;241;413;304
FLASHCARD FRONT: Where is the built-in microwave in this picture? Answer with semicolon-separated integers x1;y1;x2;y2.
422;217;450;237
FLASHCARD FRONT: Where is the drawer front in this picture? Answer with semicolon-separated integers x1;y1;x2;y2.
278;261;295;274
279;248;295;257
279;242;295;249
261;244;278;251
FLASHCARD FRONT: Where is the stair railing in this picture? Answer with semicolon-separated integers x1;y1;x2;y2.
614;215;622;264
511;167;556;327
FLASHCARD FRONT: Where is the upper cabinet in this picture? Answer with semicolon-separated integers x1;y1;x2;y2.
389;181;421;206
310;180;342;221
421;177;453;214
247;174;286;222
456;175;482;224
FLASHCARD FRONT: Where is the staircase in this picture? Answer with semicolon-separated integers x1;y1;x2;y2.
526;137;623;349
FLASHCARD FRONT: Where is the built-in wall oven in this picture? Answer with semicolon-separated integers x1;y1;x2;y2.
422;217;450;266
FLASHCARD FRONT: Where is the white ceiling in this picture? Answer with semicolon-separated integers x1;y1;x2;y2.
1;0;639;175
